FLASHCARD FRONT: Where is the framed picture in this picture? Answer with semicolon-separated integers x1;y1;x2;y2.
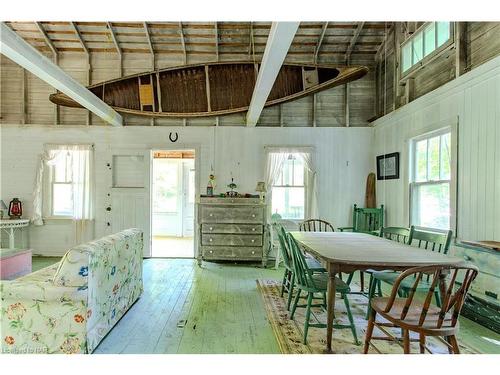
376;152;400;180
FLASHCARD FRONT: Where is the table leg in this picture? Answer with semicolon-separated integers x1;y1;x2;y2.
326;269;337;353
9;227;15;249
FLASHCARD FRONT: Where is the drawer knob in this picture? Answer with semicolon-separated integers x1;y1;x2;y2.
251;214;256;218
209;250;213;254
209;238;213;242
251;239;255;243
251;251;255;255
252;228;256;232
209;227;213;231
209;213;213;217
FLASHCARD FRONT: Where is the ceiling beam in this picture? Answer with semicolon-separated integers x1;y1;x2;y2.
345;22;365;63
143;22;155;70
107;22;123;76
214;22;219;61
246;22;299;127
70;22;92;125
313;22;328;64
35;22;58;63
179;22;187;64
0;22;122;126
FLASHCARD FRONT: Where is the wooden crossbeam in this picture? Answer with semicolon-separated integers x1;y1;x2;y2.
313;22;328;64
346;22;365;63
246;22;299;126
179;22;187;64
0;22;122;126
107;22;123;77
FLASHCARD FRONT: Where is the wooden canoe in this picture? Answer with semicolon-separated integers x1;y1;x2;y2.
49;61;369;118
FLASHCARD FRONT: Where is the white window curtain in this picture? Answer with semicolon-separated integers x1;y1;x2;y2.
32;144;94;242
264;146;318;219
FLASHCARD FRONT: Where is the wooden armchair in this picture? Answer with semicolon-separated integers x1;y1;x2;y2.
364;263;478;354
339;204;384;235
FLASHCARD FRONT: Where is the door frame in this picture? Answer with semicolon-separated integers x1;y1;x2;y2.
150;144;200;259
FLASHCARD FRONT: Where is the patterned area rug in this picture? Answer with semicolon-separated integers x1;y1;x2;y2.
257;279;477;354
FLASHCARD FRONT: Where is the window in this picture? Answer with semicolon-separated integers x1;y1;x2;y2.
271;154;305;220
401;22;452;74
46;146;93;219
410;131;451;230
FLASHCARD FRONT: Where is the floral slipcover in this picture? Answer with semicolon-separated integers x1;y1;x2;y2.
0;229;143;354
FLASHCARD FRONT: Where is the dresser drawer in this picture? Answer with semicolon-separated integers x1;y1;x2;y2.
201;223;263;234
200;206;264;223
201;234;263;247
200;197;261;205
202;246;262;260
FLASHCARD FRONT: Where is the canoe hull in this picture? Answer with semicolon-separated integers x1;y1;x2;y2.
49;61;369;118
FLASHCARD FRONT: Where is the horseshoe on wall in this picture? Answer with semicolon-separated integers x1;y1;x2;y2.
169;132;178;142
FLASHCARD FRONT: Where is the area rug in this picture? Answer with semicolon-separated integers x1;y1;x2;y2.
256;279;477;354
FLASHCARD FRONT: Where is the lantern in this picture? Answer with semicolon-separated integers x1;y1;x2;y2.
8;198;22;219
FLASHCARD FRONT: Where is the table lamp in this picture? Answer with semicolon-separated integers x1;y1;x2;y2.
0;200;7;219
255;182;267;203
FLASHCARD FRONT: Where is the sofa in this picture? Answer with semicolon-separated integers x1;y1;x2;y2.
0;228;143;354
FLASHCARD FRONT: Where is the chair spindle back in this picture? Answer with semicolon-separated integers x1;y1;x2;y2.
286;232;318;290
299;219;335;232
408;226;453;254
380;226;411;243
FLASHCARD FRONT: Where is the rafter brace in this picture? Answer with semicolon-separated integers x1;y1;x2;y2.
107;22;122;77
246;22;300;127
179;22;187;64
345;22;365;64
0;22;122;126
314;22;328;64
143;22;155;70
215;22;219;61
248;22;254;57
70;22;92;124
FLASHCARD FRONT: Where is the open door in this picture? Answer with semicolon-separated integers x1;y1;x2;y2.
108;150;152;257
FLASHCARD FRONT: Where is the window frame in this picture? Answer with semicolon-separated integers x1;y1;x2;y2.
401;22;454;78
271;154;307;221
409;128;452;232
46;151;75;219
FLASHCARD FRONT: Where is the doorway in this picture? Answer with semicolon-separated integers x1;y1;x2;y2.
151;150;195;258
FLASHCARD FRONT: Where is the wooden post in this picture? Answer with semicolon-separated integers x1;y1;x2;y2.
21;67;27;124
279;104;284;127
179;22;187;65
455;22;468;78
144;22;155;126
71;22;92;125
345;80;350;127
107;22;122;78
393;23;402;110
404;77;415;104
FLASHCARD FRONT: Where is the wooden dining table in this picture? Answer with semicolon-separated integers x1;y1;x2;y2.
290;231;465;353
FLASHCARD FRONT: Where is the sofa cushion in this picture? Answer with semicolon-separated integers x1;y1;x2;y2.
52;248;90;287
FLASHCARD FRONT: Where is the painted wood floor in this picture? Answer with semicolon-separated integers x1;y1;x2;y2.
94;258;282;354
31;257;500;354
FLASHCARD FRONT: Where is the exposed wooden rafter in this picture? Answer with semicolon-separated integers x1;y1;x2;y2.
313;22;328;64
346;21;365;63
246;22;300;126
107;22;123;77
179;22;187;64
214;22;219;61
143;22;155;70
0;22;122;126
248;22;254;57
35;22;59;125
70;22;92;125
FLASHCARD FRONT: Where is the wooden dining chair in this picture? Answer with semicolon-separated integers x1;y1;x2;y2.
299;219;335;232
277;227;326;311
287;232;359;345
338;204;384;235
364;263;478;354
380;226;411;243
366;226;453;318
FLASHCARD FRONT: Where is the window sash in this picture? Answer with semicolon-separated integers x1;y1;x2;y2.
271;186;306;220
51;181;74;217
410;181;450;230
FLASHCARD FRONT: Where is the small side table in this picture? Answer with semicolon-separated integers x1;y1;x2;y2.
0;218;30;249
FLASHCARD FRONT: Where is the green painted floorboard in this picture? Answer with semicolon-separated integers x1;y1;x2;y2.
30;257;500;354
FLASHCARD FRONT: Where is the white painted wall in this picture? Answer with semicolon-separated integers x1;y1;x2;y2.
372;55;500;242
0;125;374;255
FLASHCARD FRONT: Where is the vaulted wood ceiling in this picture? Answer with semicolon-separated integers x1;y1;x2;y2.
6;21;392;63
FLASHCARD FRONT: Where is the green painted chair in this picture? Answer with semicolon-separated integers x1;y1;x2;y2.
340;204;385;292
339;204;385;235
277;226;325;311
366;226;453;319
287;232;359;345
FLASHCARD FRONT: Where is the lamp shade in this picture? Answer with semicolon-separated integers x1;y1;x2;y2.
255;182;267;193
0;200;7;210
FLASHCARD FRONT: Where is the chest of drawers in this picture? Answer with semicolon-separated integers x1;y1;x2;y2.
197;197;267;267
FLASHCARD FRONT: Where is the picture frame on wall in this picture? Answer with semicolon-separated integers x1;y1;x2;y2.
376;152;400;180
